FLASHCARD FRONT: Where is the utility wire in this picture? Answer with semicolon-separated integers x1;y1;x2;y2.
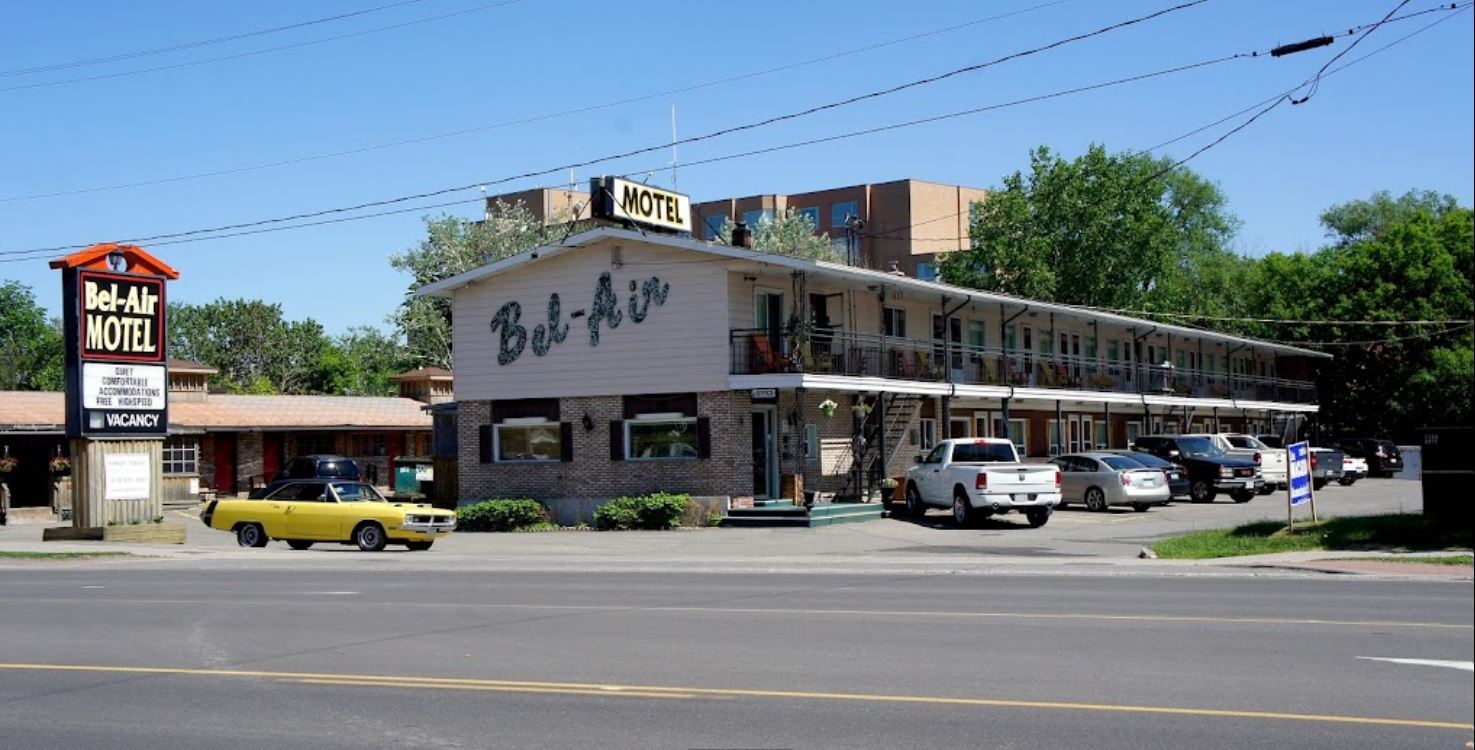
1264;322;1474;347
863;3;1471;244
0;1;1210;257
0;0;1077;203
1066;309;1474;325
1292;0;1413;104
0;0;431;78
0;0;528;94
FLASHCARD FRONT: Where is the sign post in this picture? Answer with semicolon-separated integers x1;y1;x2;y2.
1286;441;1312;531
43;244;184;543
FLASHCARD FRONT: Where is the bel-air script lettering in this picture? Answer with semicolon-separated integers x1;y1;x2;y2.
490;273;670;366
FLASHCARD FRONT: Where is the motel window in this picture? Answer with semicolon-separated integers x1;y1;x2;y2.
742;209;774;228
804;424;819;460
919;418;937;450
967;320;985;356
348;433;388;457
162;436;199;475
613;394;709;462
296;434;336;456
1095;422;1110;450
883;307;907;338
1047;421;1062;457
797;207;820;228
1004;325;1017;352
830;201;858;229
1125;421;1143;446
704;214;728;240
495;421;562;463
1008;419;1028;457
916;262;938;282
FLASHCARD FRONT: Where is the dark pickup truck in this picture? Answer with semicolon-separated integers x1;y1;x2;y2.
1131;435;1263;504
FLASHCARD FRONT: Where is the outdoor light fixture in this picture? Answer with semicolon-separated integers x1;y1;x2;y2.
581;413;594;431
106;249;127;272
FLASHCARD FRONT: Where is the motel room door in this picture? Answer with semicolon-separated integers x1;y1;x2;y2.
751;407;779;500
213;433;237;496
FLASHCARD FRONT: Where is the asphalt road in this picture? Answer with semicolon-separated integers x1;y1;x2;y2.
1;568;1469;749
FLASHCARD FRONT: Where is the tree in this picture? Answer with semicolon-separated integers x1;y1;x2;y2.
390;200;584;370
169;299;333;394
0;281;64;391
717;208;844;263
315;326;411;396
938;144;1240;311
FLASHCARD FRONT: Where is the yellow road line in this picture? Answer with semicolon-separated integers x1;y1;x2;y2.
0;663;1467;731
0;596;1467;630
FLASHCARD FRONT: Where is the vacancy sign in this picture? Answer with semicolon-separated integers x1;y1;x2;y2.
1287;441;1312;506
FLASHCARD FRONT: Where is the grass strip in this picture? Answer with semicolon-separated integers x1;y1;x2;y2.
1152;514;1473;560
0;550;131;560
1325;555;1472;566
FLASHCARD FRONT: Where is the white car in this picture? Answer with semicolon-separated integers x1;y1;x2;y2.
1193;433;1288;493
904;438;1062;527
1340;456;1369;485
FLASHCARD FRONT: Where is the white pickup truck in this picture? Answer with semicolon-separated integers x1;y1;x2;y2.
904;438;1062;527
1191;433;1288;494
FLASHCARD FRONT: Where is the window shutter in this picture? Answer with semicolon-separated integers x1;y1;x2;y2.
478;425;493;464
560;422;574;462
609;421;624;461
697;416;712;459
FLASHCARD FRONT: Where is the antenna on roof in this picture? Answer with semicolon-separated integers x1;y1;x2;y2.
670;104;679;192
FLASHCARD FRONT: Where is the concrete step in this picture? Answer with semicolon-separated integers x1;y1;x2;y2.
2;507;60;525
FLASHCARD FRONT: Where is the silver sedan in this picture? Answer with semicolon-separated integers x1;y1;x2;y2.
1050;452;1172;512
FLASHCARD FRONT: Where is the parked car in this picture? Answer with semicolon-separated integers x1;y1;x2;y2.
1308;448;1346;491
1104;450;1190;499
249;454;362;498
1130;435;1262;503
203;479;455;551
1189;433;1288;494
1340;455;1369;485
1335;439;1404;477
904;438;1061;527
1050;452;1171;513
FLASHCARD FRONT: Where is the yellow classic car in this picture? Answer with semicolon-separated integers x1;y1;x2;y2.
201;480;456;551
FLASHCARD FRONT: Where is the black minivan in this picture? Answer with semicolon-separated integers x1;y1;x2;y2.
249;455;362;498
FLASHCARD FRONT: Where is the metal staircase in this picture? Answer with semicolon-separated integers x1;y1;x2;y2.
839;393;924;502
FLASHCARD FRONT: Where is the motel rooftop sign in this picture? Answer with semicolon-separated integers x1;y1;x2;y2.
51;244;177;438
590;176;692;234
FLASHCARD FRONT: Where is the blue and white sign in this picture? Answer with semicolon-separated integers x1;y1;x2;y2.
1287;441;1312;506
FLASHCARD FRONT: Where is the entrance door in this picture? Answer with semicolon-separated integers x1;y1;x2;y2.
213;433;238;496
262;432;284;483
755;290;783;351
750;407;778;499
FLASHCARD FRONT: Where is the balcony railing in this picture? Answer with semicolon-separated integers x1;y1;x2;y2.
730;328;1317;404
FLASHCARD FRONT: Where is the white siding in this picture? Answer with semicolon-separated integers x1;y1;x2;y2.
452;240;731;400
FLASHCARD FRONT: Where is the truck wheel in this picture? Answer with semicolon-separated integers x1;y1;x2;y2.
1025;508;1051;528
1338;477;1356;486
1189;481;1215;504
1257;484;1276;496
352;522;387;552
905;484;926;519
286;540;313;551
1084;487;1109;513
1230;491;1255;503
1312;478;1328;491
952;489;974;527
235;523;267;548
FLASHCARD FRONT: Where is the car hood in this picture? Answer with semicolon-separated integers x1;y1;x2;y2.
1182;456;1258;469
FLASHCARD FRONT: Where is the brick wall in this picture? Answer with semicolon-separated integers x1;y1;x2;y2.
457;391;751;503
234;431;263;492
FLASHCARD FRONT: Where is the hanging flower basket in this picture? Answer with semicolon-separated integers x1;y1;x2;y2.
0;456;18;474
49;456;71;476
817;399;839;418
852;402;872;418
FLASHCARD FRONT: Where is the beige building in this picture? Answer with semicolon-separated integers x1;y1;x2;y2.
486;178;985;278
421;226;1324;516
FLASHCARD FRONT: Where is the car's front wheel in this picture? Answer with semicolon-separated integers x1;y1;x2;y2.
235;523;267;548
406;541;433;551
1230;491;1255;503
952;489;974;527
905;484;926;519
353;522;387;552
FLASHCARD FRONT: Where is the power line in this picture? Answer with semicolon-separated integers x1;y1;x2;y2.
1264;322;1474;347
0;0;1077;203
1291;0;1413;105
1067;309;1474;325
0;0;528;94
0;0;1210;257
863;3;1471;244
0;0;431;78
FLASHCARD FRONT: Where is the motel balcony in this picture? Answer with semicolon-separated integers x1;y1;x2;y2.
729;328;1319;405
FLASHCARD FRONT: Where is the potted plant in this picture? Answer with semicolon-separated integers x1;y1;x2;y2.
817;399;839;418
0;455;17;475
851;401;872;418
49;456;71;477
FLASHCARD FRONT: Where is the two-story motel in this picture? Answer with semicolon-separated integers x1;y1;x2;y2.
421;225;1327;507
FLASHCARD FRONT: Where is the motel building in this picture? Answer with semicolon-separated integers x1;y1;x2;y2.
421;217;1328;521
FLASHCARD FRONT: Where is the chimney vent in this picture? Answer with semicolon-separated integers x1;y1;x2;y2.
888;260;906;276
731;221;753;248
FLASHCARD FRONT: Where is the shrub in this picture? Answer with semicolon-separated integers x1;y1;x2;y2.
594;492;692;531
456;499;550;532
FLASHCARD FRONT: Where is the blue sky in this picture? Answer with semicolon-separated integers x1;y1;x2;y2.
2;0;1471;334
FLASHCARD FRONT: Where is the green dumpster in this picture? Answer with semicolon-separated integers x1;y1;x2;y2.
394;458;433;496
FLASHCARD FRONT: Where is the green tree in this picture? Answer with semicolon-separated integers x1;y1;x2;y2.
717;208;843;263
169;299;333;394
0;281;64;391
390;200;585;370
939;144;1240;311
315;326;410;396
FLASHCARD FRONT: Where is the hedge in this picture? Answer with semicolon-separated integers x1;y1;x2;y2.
456;499;550;532
594;492;692;531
